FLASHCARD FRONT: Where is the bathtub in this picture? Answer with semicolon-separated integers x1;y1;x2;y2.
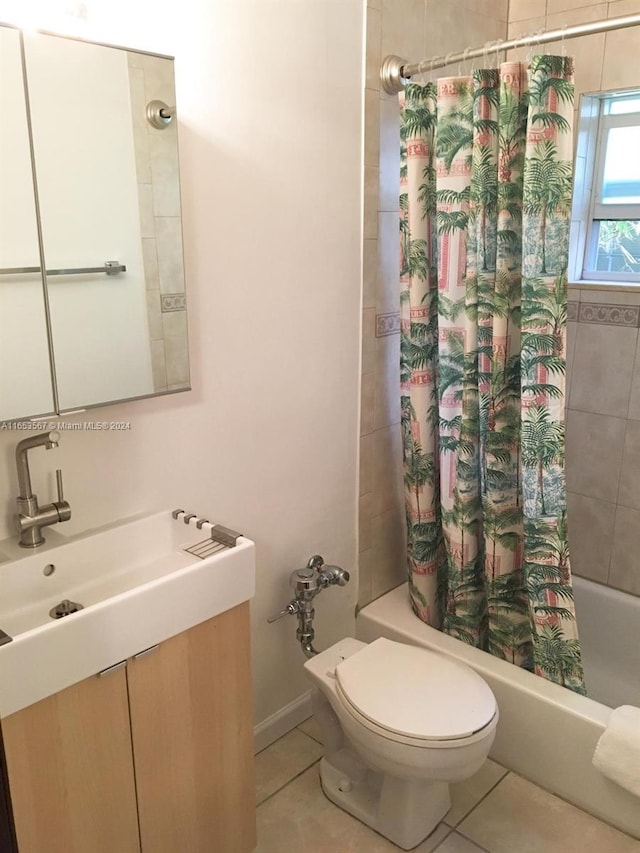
573;576;640;709
357;581;640;840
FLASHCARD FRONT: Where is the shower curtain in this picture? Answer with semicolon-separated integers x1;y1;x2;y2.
400;56;585;694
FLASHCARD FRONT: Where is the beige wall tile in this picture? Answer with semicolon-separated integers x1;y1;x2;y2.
373;423;404;516
132;126;151;183
371;504;407;599
164;333;190;386
360;431;374;494
458;772;640;852
138;183;155;238
566;491;616;582
609;505;640;594
255;729;322;806
149;128;182;218
364;166;379;239
145;290;163;341
361;371;375;436
363;238;378;309
374;332;401;429
601;21;640;90
566;320;577;397
381;0;425;66
547;0;604;12
127;64;146;128
565;409;626;501
150;339;167;391
365;89;381;168
509;0;547;21
579;289;640;305
141;238;160;290
366;7;382;91
568;323;637;417
627;335;640;420
463;0;509;19
608;0;640;15
358;547;374;607
155;216;186;293
360;492;373;552
379;96;401;213
368;0;382;9
362;308;376;375
378;212;401;314
618;420;640;509
161;307;187;338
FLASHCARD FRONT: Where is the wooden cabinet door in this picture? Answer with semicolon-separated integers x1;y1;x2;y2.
127;602;256;853
2;665;140;853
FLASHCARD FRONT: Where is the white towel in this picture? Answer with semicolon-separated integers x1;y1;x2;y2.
592;705;640;797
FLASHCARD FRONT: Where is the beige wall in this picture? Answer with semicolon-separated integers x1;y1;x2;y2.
507;0;640;597
0;0;363;737
359;1;508;608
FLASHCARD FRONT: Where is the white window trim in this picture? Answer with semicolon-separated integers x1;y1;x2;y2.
569;90;640;287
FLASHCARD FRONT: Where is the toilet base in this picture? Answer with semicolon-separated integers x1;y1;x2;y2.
319;752;451;850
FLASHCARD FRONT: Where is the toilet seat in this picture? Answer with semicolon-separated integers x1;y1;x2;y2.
335;638;497;747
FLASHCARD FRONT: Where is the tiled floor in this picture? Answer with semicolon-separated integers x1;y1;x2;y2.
255;718;640;852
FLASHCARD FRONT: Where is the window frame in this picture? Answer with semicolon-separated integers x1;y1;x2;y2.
570;89;640;286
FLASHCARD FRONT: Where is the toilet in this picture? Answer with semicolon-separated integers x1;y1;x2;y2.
304;636;499;850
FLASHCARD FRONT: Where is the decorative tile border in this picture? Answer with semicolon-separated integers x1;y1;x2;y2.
376;312;400;337
578;302;640;327
567;302;578;321
161;293;187;313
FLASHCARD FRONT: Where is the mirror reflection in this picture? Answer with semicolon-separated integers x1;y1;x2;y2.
0;27;190;422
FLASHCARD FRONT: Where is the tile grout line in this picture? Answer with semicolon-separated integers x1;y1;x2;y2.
256;758;322;810
447;768;511;838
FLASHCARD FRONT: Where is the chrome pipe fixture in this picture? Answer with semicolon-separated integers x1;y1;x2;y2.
267;555;350;658
146;99;175;129
380;13;640;94
14;431;71;548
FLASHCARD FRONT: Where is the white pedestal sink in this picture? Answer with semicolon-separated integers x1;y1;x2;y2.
0;510;255;717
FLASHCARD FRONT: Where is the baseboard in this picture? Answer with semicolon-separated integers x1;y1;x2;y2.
253;690;313;754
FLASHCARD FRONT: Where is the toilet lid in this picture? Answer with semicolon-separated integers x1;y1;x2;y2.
335;638;497;742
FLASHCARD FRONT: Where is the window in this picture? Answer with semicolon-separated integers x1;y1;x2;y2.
570;90;640;285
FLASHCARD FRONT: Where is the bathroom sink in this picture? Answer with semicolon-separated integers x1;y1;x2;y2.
0;510;255;717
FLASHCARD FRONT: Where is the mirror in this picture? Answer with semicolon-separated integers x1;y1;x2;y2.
0;27;190;422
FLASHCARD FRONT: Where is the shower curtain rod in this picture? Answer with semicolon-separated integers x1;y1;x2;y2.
380;13;640;93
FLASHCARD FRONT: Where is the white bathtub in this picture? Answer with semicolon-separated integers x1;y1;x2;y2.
357;582;640;840
573;576;640;709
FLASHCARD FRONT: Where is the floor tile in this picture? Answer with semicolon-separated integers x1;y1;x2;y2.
255;728;323;806
298;715;324;744
256;763;451;852
433;832;488;853
444;759;508;827
458;772;640;853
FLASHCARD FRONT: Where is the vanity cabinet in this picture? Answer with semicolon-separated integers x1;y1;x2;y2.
1;602;256;853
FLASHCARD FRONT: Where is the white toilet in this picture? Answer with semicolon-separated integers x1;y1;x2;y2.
304;636;499;850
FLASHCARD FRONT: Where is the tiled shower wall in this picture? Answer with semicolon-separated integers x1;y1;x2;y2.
128;51;189;393
359;1;508;608
508;0;640;597
360;0;640;607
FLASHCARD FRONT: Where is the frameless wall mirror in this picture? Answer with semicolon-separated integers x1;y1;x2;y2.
0;25;190;422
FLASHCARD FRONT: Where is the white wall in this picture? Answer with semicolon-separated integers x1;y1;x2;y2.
0;0;364;731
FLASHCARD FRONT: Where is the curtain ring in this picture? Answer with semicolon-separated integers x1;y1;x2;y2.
561;23;568;57
493;38;503;69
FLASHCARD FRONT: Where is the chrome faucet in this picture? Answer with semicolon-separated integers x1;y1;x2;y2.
14;431;71;548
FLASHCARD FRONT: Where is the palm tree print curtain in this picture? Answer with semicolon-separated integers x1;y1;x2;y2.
400;56;585;694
